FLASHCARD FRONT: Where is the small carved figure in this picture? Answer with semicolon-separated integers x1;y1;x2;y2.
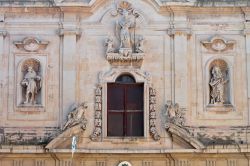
21;66;41;104
136;36;144;53
63;103;87;131
105;37;115;53
209;66;228;104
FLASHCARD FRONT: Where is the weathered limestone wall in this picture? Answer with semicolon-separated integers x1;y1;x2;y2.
0;153;249;166
0;0;250;165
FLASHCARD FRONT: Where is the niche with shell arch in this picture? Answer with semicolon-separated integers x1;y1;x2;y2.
17;58;43;107
207;59;232;107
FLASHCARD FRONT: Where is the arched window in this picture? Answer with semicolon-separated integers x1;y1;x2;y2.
107;74;144;137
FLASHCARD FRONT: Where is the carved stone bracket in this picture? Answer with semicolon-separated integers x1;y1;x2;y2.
149;87;160;141
201;36;235;52
62;102;88;131
90;85;102;141
106;52;144;63
14;37;49;52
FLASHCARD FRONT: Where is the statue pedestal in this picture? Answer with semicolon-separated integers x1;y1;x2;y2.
16;104;45;112
206;104;234;112
106;52;144;67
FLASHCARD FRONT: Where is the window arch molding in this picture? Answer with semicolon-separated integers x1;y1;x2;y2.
204;56;234;109
97;68;153;139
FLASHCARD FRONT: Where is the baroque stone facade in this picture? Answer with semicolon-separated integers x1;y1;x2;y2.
1;0;250;166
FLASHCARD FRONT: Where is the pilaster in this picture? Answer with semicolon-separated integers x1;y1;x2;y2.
168;25;191;108
59;13;81;126
0;27;7;117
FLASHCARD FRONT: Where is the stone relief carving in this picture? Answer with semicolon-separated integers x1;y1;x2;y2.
90;85;102;141
63;102;88;131
201;36;235;52
209;66;228;105
20;59;42;105
149;87;160;141
105;1;145;64
105;36;115;53
165;100;185;128
135;35;145;53
14;37;49;52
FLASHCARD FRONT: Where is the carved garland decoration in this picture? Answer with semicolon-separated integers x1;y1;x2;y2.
149;87;160;141
90;85;102;141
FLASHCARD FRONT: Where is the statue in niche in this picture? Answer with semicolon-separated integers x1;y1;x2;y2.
21;66;41;105
136;36;145;53
63;103;87;131
209;66;228;105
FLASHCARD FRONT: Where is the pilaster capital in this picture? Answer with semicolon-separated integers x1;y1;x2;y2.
243;29;250;36
167;28;192;37
58;28;82;37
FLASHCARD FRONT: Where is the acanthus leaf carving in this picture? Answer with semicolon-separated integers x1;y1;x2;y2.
62;102;88;131
14;37;49;52
90;85;102;141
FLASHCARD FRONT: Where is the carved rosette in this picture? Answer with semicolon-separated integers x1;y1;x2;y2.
90;85;102;141
149;87;160;141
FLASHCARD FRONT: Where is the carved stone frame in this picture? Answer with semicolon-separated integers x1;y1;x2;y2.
15;55;47;112
203;56;234;112
98;67;152;139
